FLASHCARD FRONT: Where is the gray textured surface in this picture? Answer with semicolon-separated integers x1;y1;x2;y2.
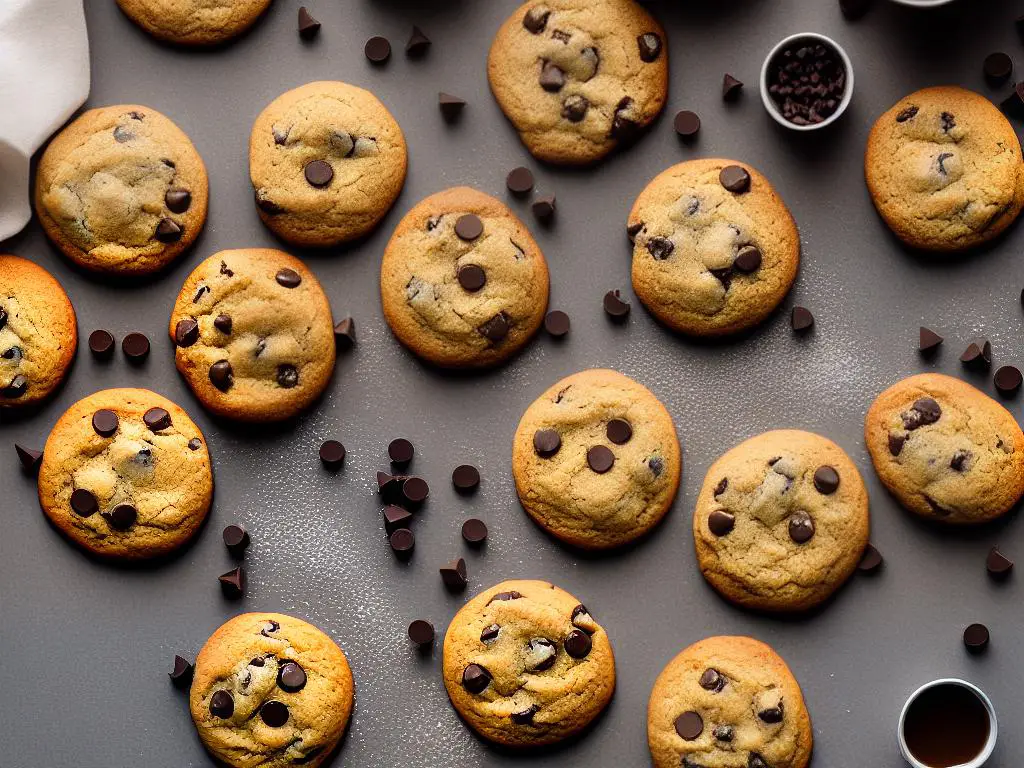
1;0;1023;765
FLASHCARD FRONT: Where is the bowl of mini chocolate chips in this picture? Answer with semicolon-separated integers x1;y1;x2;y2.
760;32;854;131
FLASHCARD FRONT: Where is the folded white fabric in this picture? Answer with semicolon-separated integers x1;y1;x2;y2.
0;0;90;242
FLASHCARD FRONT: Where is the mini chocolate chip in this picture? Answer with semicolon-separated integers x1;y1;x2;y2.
987;546;1013;578
603;289;630;319
506;166;534;195
383;505;412;535
260;700;289;727
297;6;320;39
364;35;391;63
480;624;500;642
648;456;664;476
532;195;556;223
534;428;561;457
488;591;523;604
587;445;615;473
389;528;415;560
647;237;675;260
700;668;725;692
813;465;840;494
674;110;701;139
950;450;972;472
389;438;414;466
539;60;565;91
462;518;488;546
174;318;199;347
637;32;662;62
92;409;119;437
940;111;956;132
304;159;333;188
455;213;483;241
791;306;814;332
15;444;43;475
408;619;434;647
523;6;550;33
562;94;589;122
719;165;751;193
209;360;234;392
896;105;919;123
70;488;98;517
606;419;632;444
859;543;883;573
319;440;346;469
919;327;943;354
169;655;193;687
902;397;941;430
88;329;115;359
440;558;467;591
674;711;704;740
402;476;429;505
155;218;182;243
165;189;191;213
888;433;907;456
714;725;734;742
122;332;150;362
788;510;815;543
544;310;570;337
105;504;137;530
222;524;250;555
995;366;1022;397
734;245;762;273
334;317;356;350
708;510;734;536
964;623;990;653
278;661;307;692
985;52;1014;86
714;478;728;497
143;407;172;431
511;704;540;725
406;25;431;56
758;702;784;723
452;464;480;492
277;364;299;389
439;92;466;120
478;312;510;342
722;73;743;101
462;663;490;693
961;340;992;370
457;264;487;292
219;567;245;598
564;629;592;658
210;690;234;718
188;438;202;451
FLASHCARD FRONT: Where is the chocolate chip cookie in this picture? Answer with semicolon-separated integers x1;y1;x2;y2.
648;636;813;768
629;158;800;336
442;580;615;747
37;388;212;559
34;105;208;275
116;0;272;46
865;373;1024;524
693;430;869;612
190;613;354;768
512;369;681;549
380;186;549;368
169;249;336;422
250;81;408;247
0;255;77;408
488;0;669;164
865;86;1024;251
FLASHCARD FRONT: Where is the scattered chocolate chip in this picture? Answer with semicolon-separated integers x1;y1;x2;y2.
440;557;468;591
174;318;199;347
606;419;632;445
457;264;487;292
276;364;298;389
260;700;289;727
506;166;535;195
791;306;814;332
462;518;488;546
70;488;98;517
478;312;510;343
603;289;630;320
365;35;391;63
319;440;346;469
839;0;872;20
389;528;415;560
165;188;191;213
960;340;992;370
539;60;565;91
213;314;232;334
388;438;414;467
532;195;556;224
587;445;615;473
511;704;540;724
209;360;233;392
406;25;431;56
987;546;1013;579
984;52;1013;85
564;628;592;658
122;332;150;362
920;327;943;354
334;317;356;350
540;310;570;339
408;619;434;647
964;623;990;653
169;655;193;688
303;159;333;188
480;624;500;642
995;365;1022;397
758;703;784;723
722;73;744;101
533;428;561;458
15;444;42;475
675;711;704;741
92;409;118;437
297;6;320;39
219;567;245;598
813;465;840;494
223;525;250;557
637;32;662;62
788;510;815;543
903;397;941;430
87;329;115;359
708;509;735;536
402;477;429;505
766;39;847;126
143;407;172;431
858;543;883;573
700;668;725;692
1003;81;1024;119
673;110;701;139
439;92;466;121
155;218;182;243
452;464;480;493
462;663;491;693
210;690;234;718
455;213;483;241
383;506;413;537
719;165;751;193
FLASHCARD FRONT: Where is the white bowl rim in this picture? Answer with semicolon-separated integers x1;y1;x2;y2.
897;678;998;768
890;0;957;7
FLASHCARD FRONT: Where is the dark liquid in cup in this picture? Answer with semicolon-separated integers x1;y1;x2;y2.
904;683;990;767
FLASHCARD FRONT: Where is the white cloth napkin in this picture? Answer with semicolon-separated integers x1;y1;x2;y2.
0;0;90;241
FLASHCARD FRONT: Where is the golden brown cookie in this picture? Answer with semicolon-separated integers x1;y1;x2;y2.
116;0;272;46
442;580;615;747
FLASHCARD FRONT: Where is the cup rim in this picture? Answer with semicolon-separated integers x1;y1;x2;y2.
890;0;957;7
897;678;998;768
759;32;855;132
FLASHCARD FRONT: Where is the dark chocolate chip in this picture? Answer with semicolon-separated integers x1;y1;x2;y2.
334;317;356;350
700;668;725;692
950;449;972;472
708;510;735;536
674;110;701;139
402;476;429;505
858;543;883;573
564;629;592;658
637;32;662;62
406;25;431;56
603;289;630;319
439;92;466;120
255;189;284;214
791;306;814;332
995;365;1022;397
113;124;134;143
961;340;992;370
276;364;298;389
788;510;815;544
213;315;232;334
749;754;770;768
365;35;391;63
222;524;250;555
758;702;784;723
155;218;182;243
920;327;943;354
278;662;307;692
987;546;1013;579
587;445;615;473
92;409;118;437
964;623;990;653
0;307;5;330
506;166;535;195
511;704;540;725
455;214;483;241
210;690;234;718
389;528;415;560
532;195;556;223
15;444;42;475
562;94;589;122
734;245;762;273
297;6;320;39
143;407;172;431
813;465;840;494
304;159;333;188
674;711;704;740
714;725;735;742
480;624;500;642
719;165;751;193
539;61;565;91
408;619;435;646
122;332;150;362
70;488;98;517
544;310;570;337
103;504;136;530
533;428;561;458
174;318;199;347
260;700;289;727
219;567;245;598
169;655;193;687
452;464;480;492
984;52;1013;85
606;419;632;445
383;505;413;536
440;558;468;591
523;6;550;34
488;591;523;604
888;433;906;456
389;438;414;467
209;360;233;392
1;375;26;398
188;438;202;451
88;329;115;359
610;97;640;141
478;312;510;342
902;397;941;430
722;73;744;101
165;188;191;213
457;264;487;292
647;237;675;260
319;440;346;469
940;112;956;132
462;518;488;546
714;478;728;497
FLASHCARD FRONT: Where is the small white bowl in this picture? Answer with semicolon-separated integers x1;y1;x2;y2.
898;678;997;768
890;0;957;7
760;32;854;132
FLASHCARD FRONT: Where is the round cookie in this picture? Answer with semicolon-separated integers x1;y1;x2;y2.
693;430;869;612
380;187;549;368
35;105;208;275
648;636;813;768
190;613;354;768
250;81;407;247
116;0;272;46
865;86;1024;251
169;249;336;422
37;388;212;559
487;0;669;165
442;580;615;747
512;369;680;549
0;255;77;407
865;373;1024;524
629;158;800;336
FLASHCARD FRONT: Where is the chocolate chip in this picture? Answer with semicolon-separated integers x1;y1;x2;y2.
788;510;815;543
562;94;589;122
858;543;883;573
511;704;540;725
455;213;483;241
888;433;906;456
452;464;480;492
700;668;725;692
297;6;320;39
961;340;992;370
276;364;298;389
940;111;956;132
319;440;346;469
113;125;133;143
439;92;466;121
610;97;640;141
673;110;700;139
995;365;1022;397
902;397;941;430
92;409;118;437
714;478;728;497
647;237;675;260
637;32;662;62
122;332;150;362
212;314;232;334
389;528;415;560
219;567;245;598
169;655;193;688
457;264;487;292
15;444;42;475
165;188;191;213
964;623;990;653
334;317;356;350
462;664;492;696
539;61;565;91
540;310;570;339
506;166;535;195
587;445;615;473
278;662;307;692
603;289;631;319
480;624;500;642
791;306;814;332
478;312;510;342
85;329;114;359
722;73;744;101
606;419;632;445
406;25;431;56
950;449;972;472
734;245;762;273
488;591;522;604
440;558;468;591
377;471;403;499
719;165;751;193
714;725;735;742
813;465;840;494
758;702;784;723
101;503;135;530
462;518;488;546
408;619;434;647
839;0;873;20
564;628;592;658
144;407;172;431
255;189;284;214
174;318;199;347
304;159;333;188
402;477;429;505
223;525;250;556
1;374;26;398
533;428;561;457
210;690;234;718
70;488;98;517
365;35;391;63
383;505;413;536
984;52;1013;85
389;438;414;467
188;438;202;451
1002;81;1024;119
260;700;289;727
523;6;550;33
209;360;233;392
155;218;182;243
987;546;1013;579
526;637;556;671
674;711;704;741
920;327;943;354
708;510;735;536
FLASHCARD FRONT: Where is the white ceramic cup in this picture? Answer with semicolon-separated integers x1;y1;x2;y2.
898;678;997;768
759;32;854;132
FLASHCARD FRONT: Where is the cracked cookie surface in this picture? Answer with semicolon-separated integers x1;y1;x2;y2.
0;255;77;408
37;388;212;559
116;0;272;45
693;430;869;612
443;580;615;747
865;86;1024;251
34;105;208;275
629;158;800;336
250;81;407;247
648;636;812;768
512;368;680;549
380;186;549;368
488;0;669;164
169;248;336;422
865;373;1024;524
190;613;354;768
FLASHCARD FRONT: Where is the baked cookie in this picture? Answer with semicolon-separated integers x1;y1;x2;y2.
116;0;272;46
0;255;77;407
35;105;208;275
648;636;813;768
865;86;1024;251
250;81;407;247
169;249;335;422
865;373;1024;524
190;613;354;768
487;0;669;164
693;430;869;612
629;158;800;336
380;187;549;368
37;388;212;559
442;580;615;747
512;369;680;549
